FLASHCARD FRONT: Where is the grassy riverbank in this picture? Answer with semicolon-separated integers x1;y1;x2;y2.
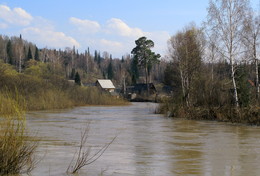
0;61;128;174
158;98;260;126
0;61;128;112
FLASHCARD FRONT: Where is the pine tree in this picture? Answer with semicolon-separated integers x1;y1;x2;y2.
74;72;81;86
34;46;39;61
6;40;13;65
27;47;33;61
94;50;98;62
107;58;114;80
131;57;139;84
131;36;160;86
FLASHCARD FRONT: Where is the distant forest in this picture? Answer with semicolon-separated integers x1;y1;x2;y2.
0;34;167;88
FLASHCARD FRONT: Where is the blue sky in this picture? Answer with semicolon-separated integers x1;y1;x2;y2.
0;0;259;58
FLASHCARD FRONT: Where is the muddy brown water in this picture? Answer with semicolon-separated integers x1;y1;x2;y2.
25;103;260;176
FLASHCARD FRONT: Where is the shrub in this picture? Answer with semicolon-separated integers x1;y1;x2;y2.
0;92;38;175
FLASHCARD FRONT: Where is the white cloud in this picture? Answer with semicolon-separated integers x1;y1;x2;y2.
106;18;144;38
22;27;80;48
68;17;170;57
69;17;100;34
0;5;33;26
32;16;56;31
99;39;124;54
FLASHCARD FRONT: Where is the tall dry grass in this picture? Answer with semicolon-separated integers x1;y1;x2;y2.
0;92;38;175
69;86;128;106
0;61;128;111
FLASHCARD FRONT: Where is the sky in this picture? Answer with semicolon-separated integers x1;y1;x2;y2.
0;0;259;58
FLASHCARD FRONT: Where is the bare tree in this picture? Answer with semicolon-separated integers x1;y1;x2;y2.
13;36;24;73
242;7;260;100
168;24;205;107
67;124;117;174
207;0;250;107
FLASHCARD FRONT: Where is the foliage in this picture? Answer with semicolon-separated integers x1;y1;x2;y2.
74;71;81;86
131;36;161;84
0;34;165;90
157;0;260;125
206;0;250;107
26;47;33;61
6;40;13;65
130;57;139;84
34;47;39;61
107;58;114;80
168;25;204;107
0;61;128;111
0;92;38;175
235;65;251;107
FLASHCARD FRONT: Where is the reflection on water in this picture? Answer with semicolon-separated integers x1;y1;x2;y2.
25;103;260;176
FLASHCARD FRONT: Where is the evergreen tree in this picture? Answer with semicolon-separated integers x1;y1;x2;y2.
97;52;102;65
6;40;13;65
34;46;39;61
27;47;33;61
107;58;114;80
121;56;125;63
94;50;98;62
74;72;81;86
236;65;251;107
131;57;139;84
131;36;160;85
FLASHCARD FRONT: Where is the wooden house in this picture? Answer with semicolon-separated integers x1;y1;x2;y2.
96;79;116;93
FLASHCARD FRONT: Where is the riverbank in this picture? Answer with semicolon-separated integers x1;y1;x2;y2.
157;101;260;126
0;61;128;113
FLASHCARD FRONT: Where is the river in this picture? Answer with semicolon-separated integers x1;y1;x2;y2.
26;102;260;176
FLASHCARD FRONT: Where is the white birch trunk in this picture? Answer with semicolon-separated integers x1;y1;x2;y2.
231;56;239;107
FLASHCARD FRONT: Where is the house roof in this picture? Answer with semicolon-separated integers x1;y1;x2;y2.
97;79;115;89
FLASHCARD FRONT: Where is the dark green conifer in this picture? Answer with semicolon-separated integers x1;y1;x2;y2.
6;40;13;65
107;56;114;80
35;47;39;61
74;72;81;86
27;47;33;61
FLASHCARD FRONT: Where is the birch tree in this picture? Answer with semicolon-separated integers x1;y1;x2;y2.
207;0;250;107
15;36;24;73
168;25;204;107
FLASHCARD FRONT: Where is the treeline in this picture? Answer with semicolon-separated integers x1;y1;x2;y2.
159;0;260;125
0;35;166;88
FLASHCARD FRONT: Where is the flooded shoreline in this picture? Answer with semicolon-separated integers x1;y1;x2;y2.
26;103;260;176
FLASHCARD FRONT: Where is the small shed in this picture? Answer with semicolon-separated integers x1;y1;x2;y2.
96;79;116;93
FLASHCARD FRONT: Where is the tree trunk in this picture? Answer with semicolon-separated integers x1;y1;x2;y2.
123;75;126;95
145;65;150;96
254;39;259;101
180;69;189;107
231;56;239;107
